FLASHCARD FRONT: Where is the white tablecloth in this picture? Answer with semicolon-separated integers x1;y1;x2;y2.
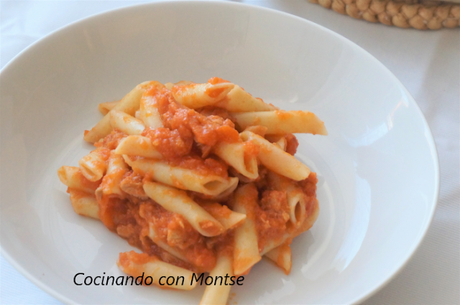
0;1;458;304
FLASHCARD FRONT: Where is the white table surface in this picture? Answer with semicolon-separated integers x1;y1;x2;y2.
0;0;458;304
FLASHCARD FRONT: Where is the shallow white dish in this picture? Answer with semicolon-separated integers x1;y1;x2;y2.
0;1;439;304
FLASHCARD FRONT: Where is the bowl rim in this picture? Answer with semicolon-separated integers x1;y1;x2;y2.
0;1;440;304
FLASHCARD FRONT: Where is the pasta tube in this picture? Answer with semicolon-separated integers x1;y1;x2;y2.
84;81;155;143
264;243;292;275
265;135;287;151
232;184;261;275
78;148;109;182
213;140;258;180
68;189;99;219
172;82;235;108
117;251;197;290
109;110;145;135
261;199;319;256
240;131;311;181
98;100;119;115
124;156;239;197
200;202;246;230
268;172;307;226
143;181;225;237
232;110;328;135
139;82;165;128
215;85;276;112
57;166;100;194
97;152;129;198
114;135;162;159
243;125;267;137
200;253;233;305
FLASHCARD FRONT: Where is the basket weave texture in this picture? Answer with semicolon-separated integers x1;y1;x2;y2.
310;0;460;29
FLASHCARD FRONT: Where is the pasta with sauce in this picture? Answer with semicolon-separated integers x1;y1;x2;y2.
58;77;327;304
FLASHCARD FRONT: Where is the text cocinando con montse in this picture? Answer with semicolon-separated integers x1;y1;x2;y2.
74;272;244;286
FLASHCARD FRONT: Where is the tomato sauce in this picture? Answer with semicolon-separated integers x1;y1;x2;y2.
285;134;299;156
95;129;127;150
255;190;290;251
142;127;192;158
201;202;233;219
152;88;240;146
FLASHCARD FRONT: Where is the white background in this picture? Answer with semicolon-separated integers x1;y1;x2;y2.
0;0;458;304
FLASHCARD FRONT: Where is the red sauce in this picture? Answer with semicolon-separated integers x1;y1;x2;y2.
98;148;111;161
299;172;317;197
285;133;299;155
120;251;153;266
255;190;290;251
299;173;318;217
142;127;192;158
119;171;146;198
244;140;260;157
206;87;226;99
169;155;228;177
94;129;127;150
198;107;233;121
204;77;232;99
151;88;239;146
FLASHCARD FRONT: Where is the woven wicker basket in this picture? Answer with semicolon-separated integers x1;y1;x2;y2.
309;0;460;29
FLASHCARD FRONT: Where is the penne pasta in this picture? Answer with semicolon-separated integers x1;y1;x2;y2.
98;100;119;115
115;135;162;159
232;184;261;275
275;137;287;150
243;125;267;137
200;253;233;305
78;148;109;182
232;110;328;135
139;82;165;128
268;172;307;226
264;243;292;275
124;156;239;197
265;135;287;151
97;152;129;198
261;199;319;256
172;82;235;108
213;140;258;180
117;251;197;290
215;85;276;112
200;202;246;230
208;178;239;201
84;81;156;143
143;181;225;237
58;166;100;194
68;189;100;219
240;131;311;181
109;110;145;135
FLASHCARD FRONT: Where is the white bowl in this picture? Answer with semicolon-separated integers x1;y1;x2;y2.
0;1;439;304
